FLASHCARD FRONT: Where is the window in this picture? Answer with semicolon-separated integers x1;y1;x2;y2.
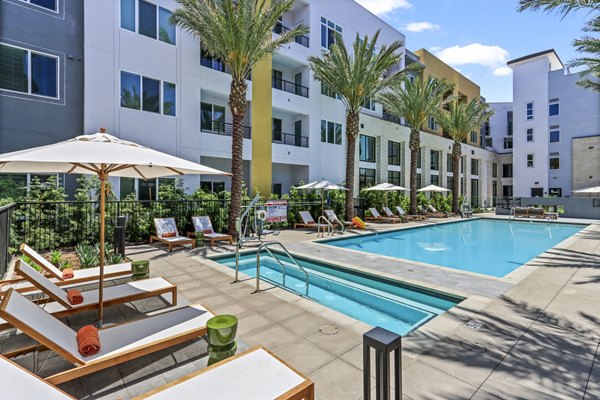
447;154;453;173
359;168;375;189
504;137;513;149
447;176;453;191
492;181;497;206
502;163;513;178
428;117;437;131
120;177;135;199
0;43;58;98
549;188;562;197
200;181;225;193
503;185;513;197
431;174;439;186
388;171;401;186
471;179;479;207
122;1;176;45
549;102;559;116
416;173;422;189
549;153;560;170
526;128;534;142
430;150;440;171
526;154;534;168
21;0;57;11
526;102;533;120
470;131;477;143
159;7;176;44
320;120;342;145
388;141;400;166
139;178;157;200
492;163;497;178
120;71;175;115
201;102;225;132
507;111;513;136
471;159;479;175
272;183;282;197
550;130;560;143
363;98;376;111
321;17;342;49
359;135;376;162
417;148;422;169
121;0;135;31
142;76;160;113
139;0;157;39
321;83;340;100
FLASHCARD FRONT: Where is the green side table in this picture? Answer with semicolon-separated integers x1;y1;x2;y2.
131;260;150;281
194;231;205;248
206;314;238;366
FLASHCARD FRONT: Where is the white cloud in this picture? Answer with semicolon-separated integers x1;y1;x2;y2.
355;0;412;16
403;22;441;33
433;43;511;76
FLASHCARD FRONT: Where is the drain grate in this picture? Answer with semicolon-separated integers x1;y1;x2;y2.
465;319;484;330
460;340;487;353
319;325;338;335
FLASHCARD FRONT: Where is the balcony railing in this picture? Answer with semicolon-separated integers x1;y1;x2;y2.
201;56;251;80
273;22;310;48
272;78;309;98
272;131;309;148
382;112;409;127
201;120;251;139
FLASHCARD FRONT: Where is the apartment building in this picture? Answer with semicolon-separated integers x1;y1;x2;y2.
489;50;600;198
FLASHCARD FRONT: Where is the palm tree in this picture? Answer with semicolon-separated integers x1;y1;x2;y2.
172;0;308;235
378;77;450;214
518;0;600;92
436;99;494;213
308;31;404;219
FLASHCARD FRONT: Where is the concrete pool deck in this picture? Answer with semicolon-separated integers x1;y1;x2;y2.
1;215;599;399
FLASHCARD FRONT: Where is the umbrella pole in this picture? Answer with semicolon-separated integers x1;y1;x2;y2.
97;168;107;328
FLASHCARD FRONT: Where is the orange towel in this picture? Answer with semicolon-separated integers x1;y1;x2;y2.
66;289;84;305
202;229;212;234
307;221;315;225
77;325;101;357
162;231;176;238
62;268;74;279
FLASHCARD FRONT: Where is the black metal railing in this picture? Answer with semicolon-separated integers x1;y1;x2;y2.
201;120;252;139
273;22;310;48
0;204;13;277
201;56;251;80
382;112;407;126
272;78;309;98
272;131;309;148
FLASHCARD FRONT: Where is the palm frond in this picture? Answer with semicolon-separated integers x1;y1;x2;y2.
517;0;600;17
436;99;495;145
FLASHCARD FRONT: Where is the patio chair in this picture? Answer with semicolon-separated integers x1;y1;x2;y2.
428;205;455;217
135;346;314;400
187;216;233;246
0;288;214;385
528;207;545;218
366;208;401;223
294;211;329;233
418;205;445;218
324;209;354;230
150;218;195;252
0;260;177;330
2;244;133;294
383;207;410;223
513;207;528;218
0;354;76;399
395;206;426;221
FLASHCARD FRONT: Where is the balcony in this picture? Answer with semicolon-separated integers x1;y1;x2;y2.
382;112;409;127
272;131;309;148
273;22;310;48
272;77;309;98
201;56;251;80
201;120;251;139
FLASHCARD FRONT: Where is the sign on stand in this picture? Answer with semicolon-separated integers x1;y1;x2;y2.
265;200;288;223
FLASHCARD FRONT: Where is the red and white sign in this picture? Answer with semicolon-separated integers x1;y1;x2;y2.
265;200;288;223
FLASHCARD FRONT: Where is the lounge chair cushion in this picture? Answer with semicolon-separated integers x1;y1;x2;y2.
154;218;180;237
162;232;177;238
192;216;217;234
0;355;75;399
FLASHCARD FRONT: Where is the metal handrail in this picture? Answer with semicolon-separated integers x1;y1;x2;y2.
272;78;309;98
255;241;309;296
272;131;309;148
317;215;333;237
273;22;310;48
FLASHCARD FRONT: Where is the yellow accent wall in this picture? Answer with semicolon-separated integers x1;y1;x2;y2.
413;49;482;146
251;54;273;197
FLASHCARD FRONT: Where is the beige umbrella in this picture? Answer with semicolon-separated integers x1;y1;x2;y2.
364;182;408;207
417;184;450;193
0;129;229;327
294;180;347;218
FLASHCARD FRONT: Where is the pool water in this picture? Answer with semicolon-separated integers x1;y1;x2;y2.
213;252;461;336
324;219;586;277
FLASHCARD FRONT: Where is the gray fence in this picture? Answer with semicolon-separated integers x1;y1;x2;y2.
0;204;13;277
496;197;600;219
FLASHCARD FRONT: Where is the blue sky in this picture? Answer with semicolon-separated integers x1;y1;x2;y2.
355;0;591;102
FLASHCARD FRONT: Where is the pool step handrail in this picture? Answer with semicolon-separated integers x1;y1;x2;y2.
317;215;333;237
233;236;260;283
255;241;309;296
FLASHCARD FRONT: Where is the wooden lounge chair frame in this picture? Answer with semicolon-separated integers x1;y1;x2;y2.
428;205;455;217
0;288;213;385
136;346;314;400
418;205;446;218
324;209;354;229
395;206;426;221
186;216;233;246
365;208;401;223
293;211;329;233
150;218;196;252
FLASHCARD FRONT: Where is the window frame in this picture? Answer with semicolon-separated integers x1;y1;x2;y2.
470;158;479;176
120;0;176;45
549;154;560;170
388;140;401;166
526;128;534;142
388;170;401;186
320;119;342;145
549;129;560;143
359;168;376;189
321;16;342;49
526;154;534;168
548;102;559;116
19;0;58;12
359;134;376;163
0;42;60;100
526;102;534;120
120;70;175;116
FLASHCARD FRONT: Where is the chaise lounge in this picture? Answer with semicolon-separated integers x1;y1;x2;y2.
187;216;233;246
395;206;426;221
150;218;195;252
366;208;401;223
294;211;330;233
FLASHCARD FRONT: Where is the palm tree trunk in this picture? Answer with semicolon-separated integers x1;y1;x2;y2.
452;141;461;214
409;128;420;215
345;111;359;220
228;78;248;237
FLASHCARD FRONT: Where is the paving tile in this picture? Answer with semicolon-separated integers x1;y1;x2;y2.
243;324;301;352
402;360;478;400
309;359;364;400
306;327;362;356
280;312;338;338
237;312;274;336
275;340;335;375
259;300;305;323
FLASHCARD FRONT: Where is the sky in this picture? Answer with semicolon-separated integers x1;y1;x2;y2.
354;0;592;102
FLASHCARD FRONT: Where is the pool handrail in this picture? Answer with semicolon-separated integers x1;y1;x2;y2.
255;242;309;296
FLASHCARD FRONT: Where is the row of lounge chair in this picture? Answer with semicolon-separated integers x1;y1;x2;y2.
0;245;314;399
366;205;455;224
150;216;233;251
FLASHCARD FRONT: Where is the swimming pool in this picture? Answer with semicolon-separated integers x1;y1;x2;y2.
324;219;586;277
212;252;461;336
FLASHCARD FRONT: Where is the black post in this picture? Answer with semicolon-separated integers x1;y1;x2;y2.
115;215;127;258
363;327;402;400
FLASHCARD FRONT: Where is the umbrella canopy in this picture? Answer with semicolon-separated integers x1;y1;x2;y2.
417;184;450;193
0;131;229;327
294;180;347;218
573;186;600;194
364;182;408;192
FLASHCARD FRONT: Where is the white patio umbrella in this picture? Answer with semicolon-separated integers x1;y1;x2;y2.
417;184;450;193
0;130;229;327
294;180;347;217
364;182;408;207
573;186;600;196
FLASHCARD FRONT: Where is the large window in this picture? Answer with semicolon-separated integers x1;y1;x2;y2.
447;176;453;191
1;43;58;98
121;0;135;31
417;148;422;169
158;7;176;44
20;0;57;11
359;168;375;189
492;163;497;178
471;178;479;207
526;154;534;168
526;128;534;142
502;163;513;178
526;102;534;120
470;131;477;143
430;150;440;171
120;177;135;199
388;171;401;186
321;120;342;145
321;17;342;49
139;0;157;39
120;71;175;115
492;181;497;206
447;154;453;173
388;141;401;166
416;173;422;189
201;181;225;193
503;185;513;197
549;153;560;170
549;102;559;116
121;0;176;45
550;130;560;143
201;102;225;132
363;98;376;111
428;117;437;131
471;159;479;175
359;135;375;162
430;174;439;186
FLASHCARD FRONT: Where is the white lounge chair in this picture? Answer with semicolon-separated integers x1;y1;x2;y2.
188;216;233;246
428;205;454;217
366;208;401;223
294;211;329;232
324;209;353;230
0;355;76;399
0;260;177;330
136;347;314;400
150;218;196;252
395;206;425;221
0;288;214;385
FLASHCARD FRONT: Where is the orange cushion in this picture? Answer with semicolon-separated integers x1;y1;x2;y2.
162;231;176;238
62;268;74;279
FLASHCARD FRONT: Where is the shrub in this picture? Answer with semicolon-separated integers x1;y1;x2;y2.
49;249;62;267
76;243;99;269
